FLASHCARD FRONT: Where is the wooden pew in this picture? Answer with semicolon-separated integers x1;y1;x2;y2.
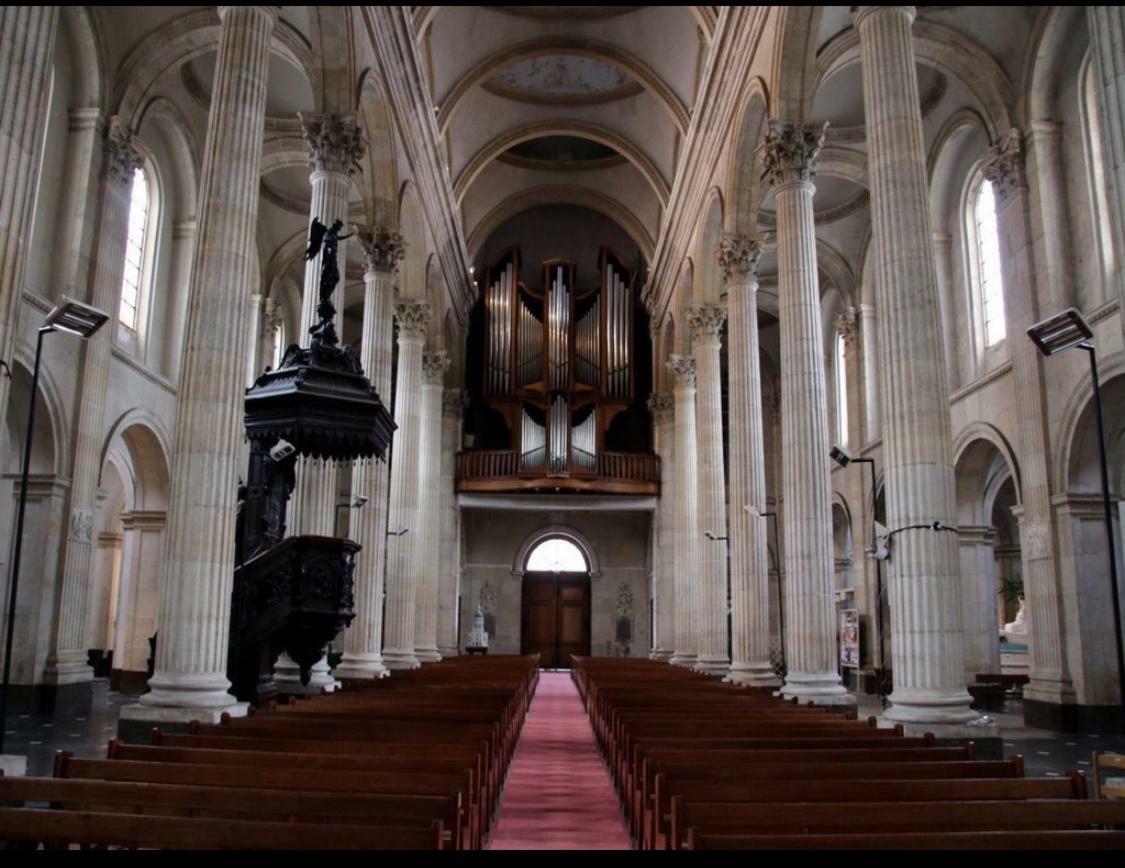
684;829;1125;850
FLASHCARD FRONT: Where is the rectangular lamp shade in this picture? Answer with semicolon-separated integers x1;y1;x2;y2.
1027;307;1093;357
45;297;109;338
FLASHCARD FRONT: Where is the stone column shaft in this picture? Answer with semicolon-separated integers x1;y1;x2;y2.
763;120;849;703
666;355;700;666
859;304;880;444
48;119;144;688
983;130;1075;706
0;7;58;467
688;302;730;674
1087;6;1125;321
1024;121;1075;313
414;350;448;663
130;4;278;720
720;235;780;686
335;229;403;679
382;299;430;670
854;5;974;725
932;233;958;393
437;389;466;657
648;392;675;661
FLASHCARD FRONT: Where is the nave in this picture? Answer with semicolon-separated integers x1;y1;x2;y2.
1;656;1125;850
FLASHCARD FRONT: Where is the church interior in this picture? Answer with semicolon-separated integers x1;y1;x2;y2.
1;3;1125;851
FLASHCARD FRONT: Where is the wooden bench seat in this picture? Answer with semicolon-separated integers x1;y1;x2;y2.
684;829;1125;850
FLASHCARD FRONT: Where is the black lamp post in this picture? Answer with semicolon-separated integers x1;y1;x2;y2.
1028;307;1125;731
1;298;108;756
831;445;887;704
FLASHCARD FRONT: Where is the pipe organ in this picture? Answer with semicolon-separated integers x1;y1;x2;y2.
478;247;638;484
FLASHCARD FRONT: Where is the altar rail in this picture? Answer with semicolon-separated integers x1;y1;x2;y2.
456;450;660;496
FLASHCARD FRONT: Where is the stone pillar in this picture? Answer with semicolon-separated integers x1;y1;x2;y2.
382;299;431;670
958;525;1002;681
164;220;197;382
854;5;975;726
110;511;165;688
687;302;730;675
125;4;278;724
0;7;58;463
1087;6;1125;321
414;350;449;663
982;130;1076;717
437;389;467;657
932;233;958;393
288;112;364;538
255;295;282;375
666;355;700;667
720;235;782;687
53;108;103;302
1023;121;1074;313
647;392;675;661
45;118;144;699
762;120;850;705
334;227;404;680
859;303;880;444
835;304;861;446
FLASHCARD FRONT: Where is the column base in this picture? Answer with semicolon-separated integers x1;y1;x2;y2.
878;712;1002;754
333;653;389;681
781;670;854;706
43;653;94;687
724;662;782;688
415;646;443;664
275;656;338;695
137;671;245;711
382;649;421;670
1;755;27;777
438;646;460;658
649;648;673;662
883;687;978;725
1024;676;1077;708
118;699;249;743
692;656;730;677
669;652;697;668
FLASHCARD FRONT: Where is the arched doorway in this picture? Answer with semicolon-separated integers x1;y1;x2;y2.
520;537;591;668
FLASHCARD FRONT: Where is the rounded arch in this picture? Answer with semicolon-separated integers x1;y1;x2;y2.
99;411;173;510
954;435;1020;526
466;186;654;263
60;6;107;112
672;258;694;355
727;78;770;236
437;36;690;136
952;422;1023;509
357;68;399;229
1023;5;1088;124
693;189;724;302
511;525;602;579
398;181;428;301
1057;360;1125;494
8;347;69;477
453;120;670;206
134;97;200;224
771;6;822;121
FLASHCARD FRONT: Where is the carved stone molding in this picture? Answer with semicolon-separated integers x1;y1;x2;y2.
422;350;450;386
356;226;407;274
982;127;1026;204
261;295;284;333
716;232;762;285
834;304;860;348
442;388;470;413
103;116;144;185
687;302;727;344
760;119;828;188
665;353;697;389
69;507;94;544
394;299;431;340
764;387;782;425
647;392;675;423
299;112;366;176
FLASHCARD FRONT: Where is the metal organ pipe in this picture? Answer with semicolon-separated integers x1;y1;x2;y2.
549;395;568;474
520;407;545;469
517;299;542;388
605;263;631;399
576;299;598;387
548;266;570;392
570;412;596;471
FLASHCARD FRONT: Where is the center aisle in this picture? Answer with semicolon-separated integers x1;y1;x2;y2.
487;671;633;850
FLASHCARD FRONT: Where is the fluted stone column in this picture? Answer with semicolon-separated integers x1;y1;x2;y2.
1088;6;1125;321
437;389;467;657
124;4;277;723
383;299;430;670
288;113;365;538
959;526;1002;681
666;355;700;667
720;235;780;687
46;119;144;697
932;233;958;393
983;130;1076;714
1023;121;1074;313
859;304;881;444
0;7;58;466
762;120;850;705
164;220;197;382
854;5;975;726
335;228;404;680
648;393;675;661
414;350;449;663
688;303;730;675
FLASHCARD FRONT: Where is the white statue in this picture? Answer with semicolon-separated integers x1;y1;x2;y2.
467;606;489;649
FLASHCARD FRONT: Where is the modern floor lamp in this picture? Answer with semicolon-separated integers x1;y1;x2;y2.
0;298;108;756
1028;307;1125;732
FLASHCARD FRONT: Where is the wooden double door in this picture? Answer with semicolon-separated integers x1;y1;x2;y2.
520;572;591;669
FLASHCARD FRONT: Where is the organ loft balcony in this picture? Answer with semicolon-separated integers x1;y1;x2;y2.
456;247;660;497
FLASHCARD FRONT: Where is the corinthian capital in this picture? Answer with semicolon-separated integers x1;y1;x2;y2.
443;388;470;413
422;350;450;385
687;302;727;345
982;128;1026;204
357;225;407;274
716;232;762;285
103;116;144;186
834;304;860;348
760;120;828;188
665;354;697;389
394;299;431;340
300;112;366;175
647;392;675;423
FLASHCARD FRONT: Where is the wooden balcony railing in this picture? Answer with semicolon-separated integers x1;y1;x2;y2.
456;449;660;495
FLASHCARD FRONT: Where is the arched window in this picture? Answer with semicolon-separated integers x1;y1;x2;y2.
526;537;587;573
973;178;1006;347
119;167;151;331
1081;54;1116;289
834;331;848;446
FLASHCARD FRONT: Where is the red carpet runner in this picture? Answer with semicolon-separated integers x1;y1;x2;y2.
487;671;633;850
